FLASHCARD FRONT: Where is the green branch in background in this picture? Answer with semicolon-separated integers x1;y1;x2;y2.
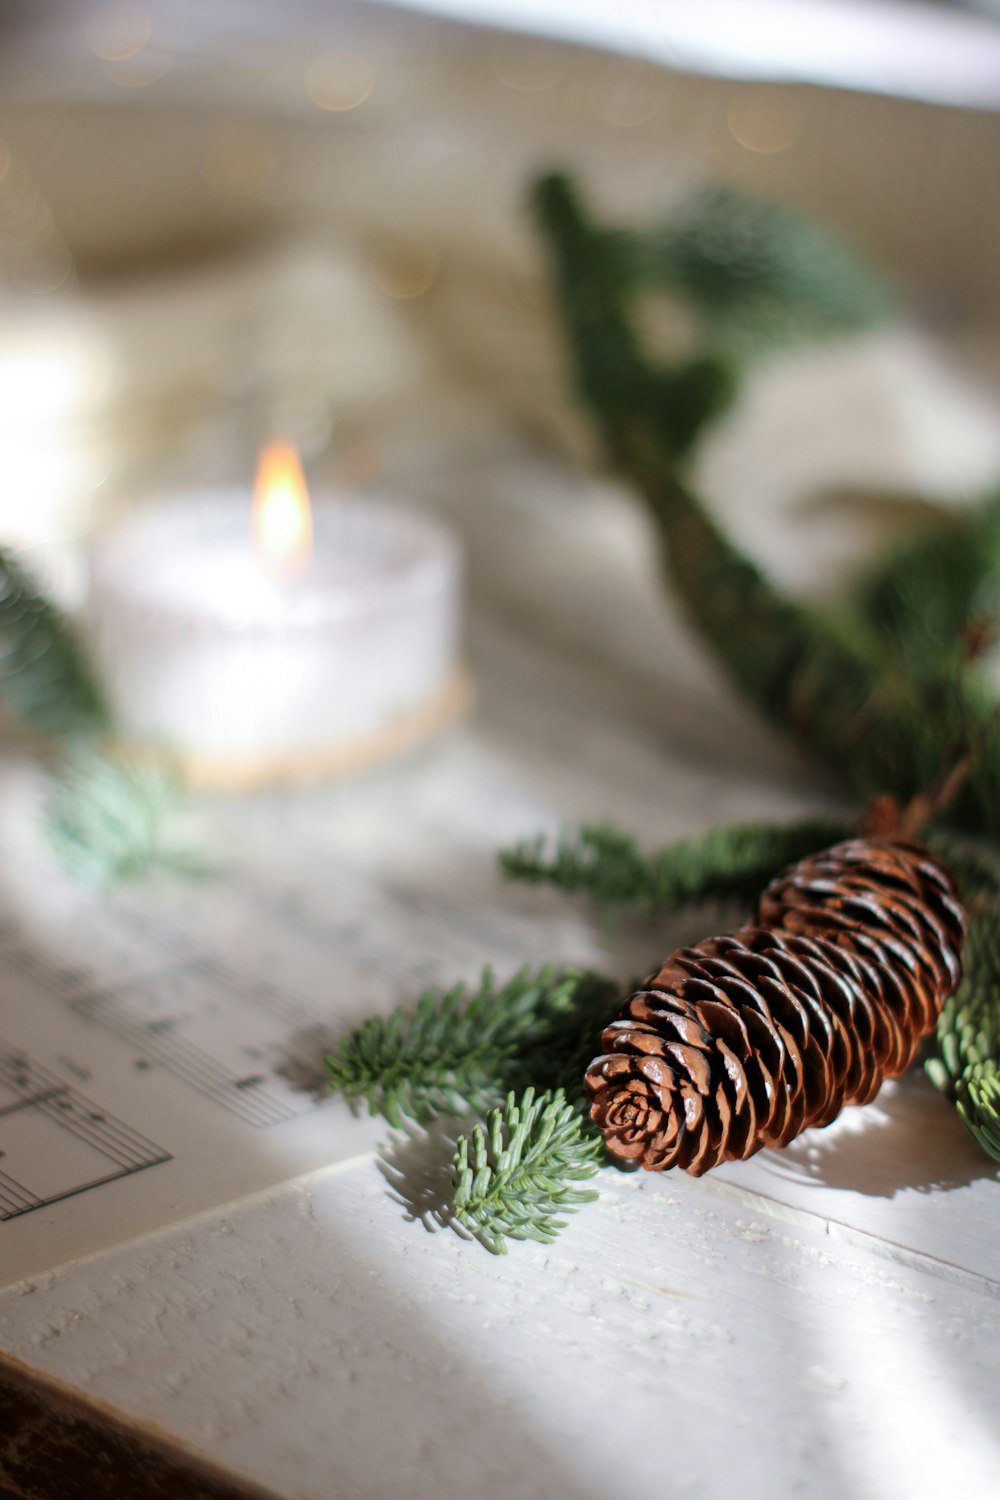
532;171;1000;836
0;546;108;740
44;754;204;888
926;905;1000;1163
641;185;890;357
852;489;1000;676
501;816;855;914
533;173;736;465
453;1087;602;1254
0;547;208;889
325;965;619;1127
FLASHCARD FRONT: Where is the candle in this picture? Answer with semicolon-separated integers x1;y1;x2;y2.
85;445;467;788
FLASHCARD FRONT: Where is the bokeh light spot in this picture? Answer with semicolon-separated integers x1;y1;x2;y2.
86;2;151;62
727;89;803;154
305;52;375;113
368;239;440;300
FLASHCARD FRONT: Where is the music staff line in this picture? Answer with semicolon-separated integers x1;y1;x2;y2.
0;1041;171;1222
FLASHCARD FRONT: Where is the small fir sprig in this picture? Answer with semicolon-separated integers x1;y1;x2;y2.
453;1087;602;1254
641;184;890;357
926;904;1000;1162
0;549;209;889
852;490;1000;677
325;966;619;1127
44;754;205;888
0;545;108;740
501;816;855;914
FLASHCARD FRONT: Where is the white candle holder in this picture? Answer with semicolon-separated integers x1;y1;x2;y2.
85;494;469;790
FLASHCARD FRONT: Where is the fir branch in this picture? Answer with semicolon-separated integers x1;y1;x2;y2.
0;546;108;740
44;754;205;888
501;816;855;914
452;1087;602;1254
533;171;1000;836
532;174;735;463
925;840;1000;906
325;967;620;1127
639;465;996;820
926;905;1000;1163
852;489;1000;675
646;185;890;356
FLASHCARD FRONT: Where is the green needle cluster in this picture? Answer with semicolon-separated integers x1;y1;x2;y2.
453;1088;602;1255
0;546;205;888
926;905;1000;1162
0;545;108;740
640;184;890;357
501;816;855;914
44;753;204;888
325;966;619;1128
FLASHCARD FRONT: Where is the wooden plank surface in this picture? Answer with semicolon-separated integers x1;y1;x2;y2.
2;1151;998;1500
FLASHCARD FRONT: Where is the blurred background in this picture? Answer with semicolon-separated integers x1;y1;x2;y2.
2;0;1000;591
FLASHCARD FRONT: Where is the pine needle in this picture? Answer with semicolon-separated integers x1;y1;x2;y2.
0;545;108;740
500;816;855;913
325;966;620;1127
926;904;1000;1163
44;753;205;888
452;1087;602;1254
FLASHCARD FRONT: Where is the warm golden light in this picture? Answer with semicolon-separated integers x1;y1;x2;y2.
252;442;313;574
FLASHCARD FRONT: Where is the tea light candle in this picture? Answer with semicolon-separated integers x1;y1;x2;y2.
85;445;467;788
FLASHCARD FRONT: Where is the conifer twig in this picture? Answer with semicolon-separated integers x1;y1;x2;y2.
0;545;108;740
44;753;206;888
642;184;890;355
501;816;855;913
926;904;1000;1162
452;1087;602;1254
852;491;1000;676
325;966;619;1127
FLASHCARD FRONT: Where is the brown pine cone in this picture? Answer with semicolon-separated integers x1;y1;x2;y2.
584;837;965;1174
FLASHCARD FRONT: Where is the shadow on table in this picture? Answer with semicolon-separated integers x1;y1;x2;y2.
376;1117;466;1235
760;1070;999;1198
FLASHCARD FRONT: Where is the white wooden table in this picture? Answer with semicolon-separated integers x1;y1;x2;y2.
1;447;998;1500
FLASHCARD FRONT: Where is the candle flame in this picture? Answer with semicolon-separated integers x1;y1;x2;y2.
252;441;313;573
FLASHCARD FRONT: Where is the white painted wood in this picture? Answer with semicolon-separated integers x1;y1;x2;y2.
3;1154;999;1500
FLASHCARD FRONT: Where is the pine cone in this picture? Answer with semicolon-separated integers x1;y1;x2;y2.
584;837;965;1174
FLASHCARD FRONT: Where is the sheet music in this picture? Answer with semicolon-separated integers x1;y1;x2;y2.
0;713;618;1290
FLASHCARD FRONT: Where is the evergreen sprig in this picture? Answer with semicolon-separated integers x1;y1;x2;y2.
643;185;890;356
0;545;108;740
926;905;1000;1162
852;489;1000;676
325;966;619;1127
43;754;205;888
532;171;1000;836
452;1087;602;1254
501;816;855;913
